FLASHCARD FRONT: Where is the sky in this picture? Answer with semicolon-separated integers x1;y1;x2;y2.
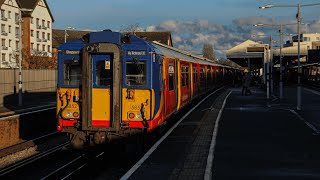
47;0;320;57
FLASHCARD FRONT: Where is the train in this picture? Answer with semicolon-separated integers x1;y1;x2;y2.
286;62;320;87
56;30;241;148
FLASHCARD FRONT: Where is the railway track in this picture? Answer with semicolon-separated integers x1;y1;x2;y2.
0;87;229;179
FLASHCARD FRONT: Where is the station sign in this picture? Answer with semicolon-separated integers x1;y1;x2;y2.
247;47;265;53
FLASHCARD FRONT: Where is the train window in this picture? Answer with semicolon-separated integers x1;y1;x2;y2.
181;66;189;87
126;61;146;86
185;66;189;86
169;64;175;91
193;68;198;83
96;61;112;86
64;60;81;86
200;68;205;81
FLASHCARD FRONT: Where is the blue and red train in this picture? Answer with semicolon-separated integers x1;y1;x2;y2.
56;30;240;147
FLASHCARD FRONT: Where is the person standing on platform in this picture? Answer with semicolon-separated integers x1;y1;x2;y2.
242;72;252;96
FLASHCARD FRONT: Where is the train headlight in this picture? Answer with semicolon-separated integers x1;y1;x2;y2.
135;112;142;119
66;111;72;117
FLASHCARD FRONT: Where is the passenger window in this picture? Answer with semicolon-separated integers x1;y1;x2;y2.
64;60;81;86
181;66;186;86
96;61;112;86
185;66;189;86
193;68;197;83
126;61;146;86
200;68;205;81
169;64;174;91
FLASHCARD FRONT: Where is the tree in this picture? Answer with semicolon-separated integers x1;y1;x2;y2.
120;23;144;35
202;43;215;61
21;48;57;69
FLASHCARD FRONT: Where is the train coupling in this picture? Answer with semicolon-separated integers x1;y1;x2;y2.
121;122;130;127
73;121;81;128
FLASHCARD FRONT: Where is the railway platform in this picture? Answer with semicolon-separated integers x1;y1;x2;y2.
122;86;320;180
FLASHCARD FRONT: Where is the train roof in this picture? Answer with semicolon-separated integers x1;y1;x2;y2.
290;62;320;69
150;41;237;69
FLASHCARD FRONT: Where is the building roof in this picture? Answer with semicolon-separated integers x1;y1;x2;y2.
134;32;173;47
16;0;54;22
0;0;5;6
52;29;91;48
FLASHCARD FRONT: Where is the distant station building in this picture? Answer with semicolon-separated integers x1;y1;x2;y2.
228;33;320;70
227;40;269;69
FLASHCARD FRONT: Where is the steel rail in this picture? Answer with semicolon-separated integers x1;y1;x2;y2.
0;142;70;176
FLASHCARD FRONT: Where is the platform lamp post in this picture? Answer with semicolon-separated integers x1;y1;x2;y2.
251;33;273;99
64;26;76;43
253;23;298;99
259;1;320;110
18;8;33;106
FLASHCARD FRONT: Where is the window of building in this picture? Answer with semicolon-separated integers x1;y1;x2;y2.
1;39;5;46
2;53;5;61
36;31;39;38
8;11;11;19
15;27;19;36
42;32;45;39
48;45;50;52
9;53;12;61
15;13;19;23
31;30;34;37
9;40;11;47
1;24;5;32
64;60;81;86
47;21;50;28
47;33;50;40
42;44;45;51
37;44;39;51
303;37;310;42
31;43;34;50
95;61;112;86
1;10;5;18
8;25;11;33
36;18;39;27
126;60;146;86
42;19;45;27
16;41;19;49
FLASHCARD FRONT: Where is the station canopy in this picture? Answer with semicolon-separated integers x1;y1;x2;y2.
227;40;268;69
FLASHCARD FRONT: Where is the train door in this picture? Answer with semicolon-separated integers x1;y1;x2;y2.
91;54;112;127
164;59;177;116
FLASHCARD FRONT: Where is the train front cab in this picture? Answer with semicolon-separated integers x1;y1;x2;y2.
56;39;86;133
80;42;155;144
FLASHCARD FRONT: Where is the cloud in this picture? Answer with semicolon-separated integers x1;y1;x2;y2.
142;16;320;58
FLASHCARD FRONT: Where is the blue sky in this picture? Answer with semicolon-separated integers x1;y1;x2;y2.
47;0;320;57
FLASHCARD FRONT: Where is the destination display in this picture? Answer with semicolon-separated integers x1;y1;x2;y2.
65;50;80;55
126;50;147;56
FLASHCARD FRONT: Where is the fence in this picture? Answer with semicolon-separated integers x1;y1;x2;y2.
0;69;57;106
